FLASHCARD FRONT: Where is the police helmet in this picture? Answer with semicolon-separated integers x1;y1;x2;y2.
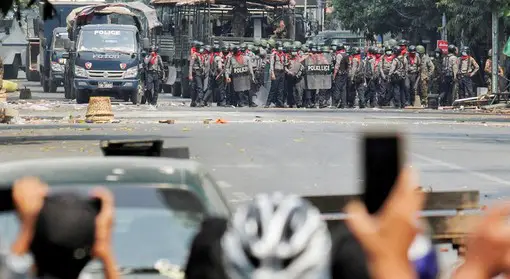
268;38;276;48
447;44;456;54
191;40;199;47
368;46;376;54
434;48;442;53
291;46;299;54
377;47;384;55
460;46;470;55
294;41;302;48
232;45;240;52
351;47;360;55
275;41;282;48
213;44;220;52
301;45;308;52
416;45;425;54
228;43;234;51
321;46;330;53
253;38;261;47
240;43;247;52
196;41;204;48
398;39;407;46
385;46;393;55
392;46;400;54
221;45;228;54
260;39;268;48
204;45;212;53
408;45;417;53
338;43;345;50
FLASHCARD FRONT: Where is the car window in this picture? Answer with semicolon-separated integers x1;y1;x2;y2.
0;186;204;269
201;173;231;216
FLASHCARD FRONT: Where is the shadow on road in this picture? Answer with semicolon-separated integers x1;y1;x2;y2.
0;134;189;145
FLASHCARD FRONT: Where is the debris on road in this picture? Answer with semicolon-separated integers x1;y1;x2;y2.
215;118;227;124
0;103;20;124
85;97;114;123
2;80;18;92
159;119;175;124
19;87;32;99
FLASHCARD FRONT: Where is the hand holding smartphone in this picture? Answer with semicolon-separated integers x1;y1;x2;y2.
362;130;404;214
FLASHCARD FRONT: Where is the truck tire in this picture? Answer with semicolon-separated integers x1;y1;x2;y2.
27;71;40;82
76;90;90;104
172;82;181;97
42;75;50;93
131;83;143;105
49;80;57;93
3;65;19;80
181;79;191;98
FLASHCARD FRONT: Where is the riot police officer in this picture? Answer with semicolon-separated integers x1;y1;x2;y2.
441;45;458;106
266;41;286;108
389;46;407;108
225;45;255;107
144;46;164;105
457;46;479;98
189;44;206;107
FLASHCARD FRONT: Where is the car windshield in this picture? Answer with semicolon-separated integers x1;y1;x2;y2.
53;33;68;50
77;29;136;53
0;185;204;269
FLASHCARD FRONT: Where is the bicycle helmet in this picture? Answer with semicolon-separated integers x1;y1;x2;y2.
222;193;332;279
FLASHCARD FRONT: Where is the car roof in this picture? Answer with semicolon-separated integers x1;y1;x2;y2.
0;157;231;215
0;156;204;191
81;24;138;31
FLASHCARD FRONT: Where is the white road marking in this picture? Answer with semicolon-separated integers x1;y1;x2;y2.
229;192;253;203
412;153;510;186
337;134;510;187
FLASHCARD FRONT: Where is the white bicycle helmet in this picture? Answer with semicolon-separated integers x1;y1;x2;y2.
221;192;332;279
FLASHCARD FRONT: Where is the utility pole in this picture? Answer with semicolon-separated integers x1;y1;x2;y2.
491;10;499;96
441;13;447;41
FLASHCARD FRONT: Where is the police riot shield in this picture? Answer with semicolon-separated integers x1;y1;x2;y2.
305;55;332;90
231;57;251;92
288;59;305;80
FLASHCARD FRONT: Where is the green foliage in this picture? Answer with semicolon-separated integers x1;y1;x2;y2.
331;0;510;46
331;0;442;37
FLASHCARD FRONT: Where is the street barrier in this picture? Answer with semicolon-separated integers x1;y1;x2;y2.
303;190;480;249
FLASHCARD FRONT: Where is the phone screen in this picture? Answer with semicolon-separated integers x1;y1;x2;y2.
362;134;402;214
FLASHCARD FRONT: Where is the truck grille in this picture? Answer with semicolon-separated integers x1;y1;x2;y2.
88;70;125;79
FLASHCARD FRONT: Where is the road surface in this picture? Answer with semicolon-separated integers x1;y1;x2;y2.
3;79;510;205
6;76;510;271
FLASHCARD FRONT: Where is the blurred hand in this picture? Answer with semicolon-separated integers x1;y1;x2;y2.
454;203;510;278
90;187;115;261
345;167;424;279
12;177;48;223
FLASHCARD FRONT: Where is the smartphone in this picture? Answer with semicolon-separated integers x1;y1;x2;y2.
0;188;14;212
362;131;404;214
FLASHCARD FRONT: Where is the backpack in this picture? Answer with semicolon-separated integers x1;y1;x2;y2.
443;55;454;77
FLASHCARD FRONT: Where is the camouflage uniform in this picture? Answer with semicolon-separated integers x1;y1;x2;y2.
430;51;443;96
348;53;365;108
417;53;434;106
407;53;421;106
0;56;3;92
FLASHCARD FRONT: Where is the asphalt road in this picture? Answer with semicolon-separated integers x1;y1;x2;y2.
3;78;510;207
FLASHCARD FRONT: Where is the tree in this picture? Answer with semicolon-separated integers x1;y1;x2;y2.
331;0;443;40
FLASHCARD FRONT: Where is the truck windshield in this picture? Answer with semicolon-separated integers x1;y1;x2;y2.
53;33;68;50
77;29;136;53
